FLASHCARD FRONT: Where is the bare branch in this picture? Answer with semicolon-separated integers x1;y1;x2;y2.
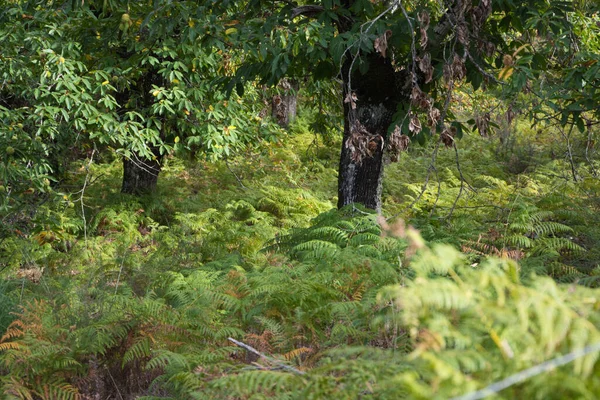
228;337;306;375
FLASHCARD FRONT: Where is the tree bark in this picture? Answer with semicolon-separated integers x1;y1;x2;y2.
272;79;298;127
121;152;162;195
116;66;166;196
337;54;407;211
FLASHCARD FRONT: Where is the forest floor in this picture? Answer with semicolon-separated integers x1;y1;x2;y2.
2;113;600;398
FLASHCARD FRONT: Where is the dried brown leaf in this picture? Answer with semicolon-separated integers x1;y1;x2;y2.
451;54;466;81
475;113;491;137
456;24;469;46
388;125;411;160
374;30;392;58
417;11;430;48
411;86;431;109
428;107;441;128
345;120;380;164
344;91;358;110
419;27;428;48
417;53;433;83
418;11;430;29
441;126;456;147
409;114;422;135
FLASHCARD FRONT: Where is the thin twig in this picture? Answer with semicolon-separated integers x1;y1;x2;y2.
114;258;124;295
77;148;96;246
105;366;125;400
225;159;248;190
446;141;476;219
446;145;465;219
228;337;306;375
429;166;442;217
466;50;504;85
561;123;578;182
585;119;597;177
451;342;600;400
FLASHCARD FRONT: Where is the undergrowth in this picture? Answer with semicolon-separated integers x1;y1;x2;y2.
1;111;600;399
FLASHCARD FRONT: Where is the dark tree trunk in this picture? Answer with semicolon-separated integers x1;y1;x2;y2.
337;105;386;211
116;67;166;196
337;54;408;211
121;152;162;195
272;79;298;127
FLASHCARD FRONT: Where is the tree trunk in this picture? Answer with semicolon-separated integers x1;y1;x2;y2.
337;54;406;211
272;79;298;127
116;67;166;196
337;104;386;211
121;153;162;195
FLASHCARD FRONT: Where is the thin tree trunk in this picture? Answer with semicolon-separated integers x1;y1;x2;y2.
116;67;165;195
121;152;162;195
272;79;298;127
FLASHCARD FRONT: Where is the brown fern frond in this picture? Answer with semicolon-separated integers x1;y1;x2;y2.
499;248;524;261
461;245;486;256
282;347;312;361
1;322;25;342
0;341;23;351
350;282;366;302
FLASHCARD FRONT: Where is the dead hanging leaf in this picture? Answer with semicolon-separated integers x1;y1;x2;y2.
418;11;430;48
475;113;491;137
506;105;516;125
345;120;381;164
428;107;441;128
456;24;469;46
451;54;466;81
441;126;457;147
485;41;496;57
418;10;430;29
417;53;433;84
411;86;431;109
410;86;422;105
388;125;411;161
374;30;392;58
409;113;422;135
344;91;358;110
472;0;492;31
443;62;453;84
419;27;428;48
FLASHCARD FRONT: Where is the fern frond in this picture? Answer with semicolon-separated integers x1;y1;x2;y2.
534;221;573;236
505;234;533;249
146;350;189;371
281;347;312;361
292;240;339;260
122;337;151;367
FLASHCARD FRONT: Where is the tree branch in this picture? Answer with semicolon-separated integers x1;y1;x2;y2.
228;337;306;375
291;5;324;18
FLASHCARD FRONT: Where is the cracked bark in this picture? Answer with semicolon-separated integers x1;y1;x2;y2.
337;54;409;211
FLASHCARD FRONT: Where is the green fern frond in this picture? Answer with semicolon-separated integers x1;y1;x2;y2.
306;226;348;246
122;337;151;367
348;232;380;247
506;234;533;249
535;238;585;254
146;350;189;371
292;240;339;260
533;221;573;236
